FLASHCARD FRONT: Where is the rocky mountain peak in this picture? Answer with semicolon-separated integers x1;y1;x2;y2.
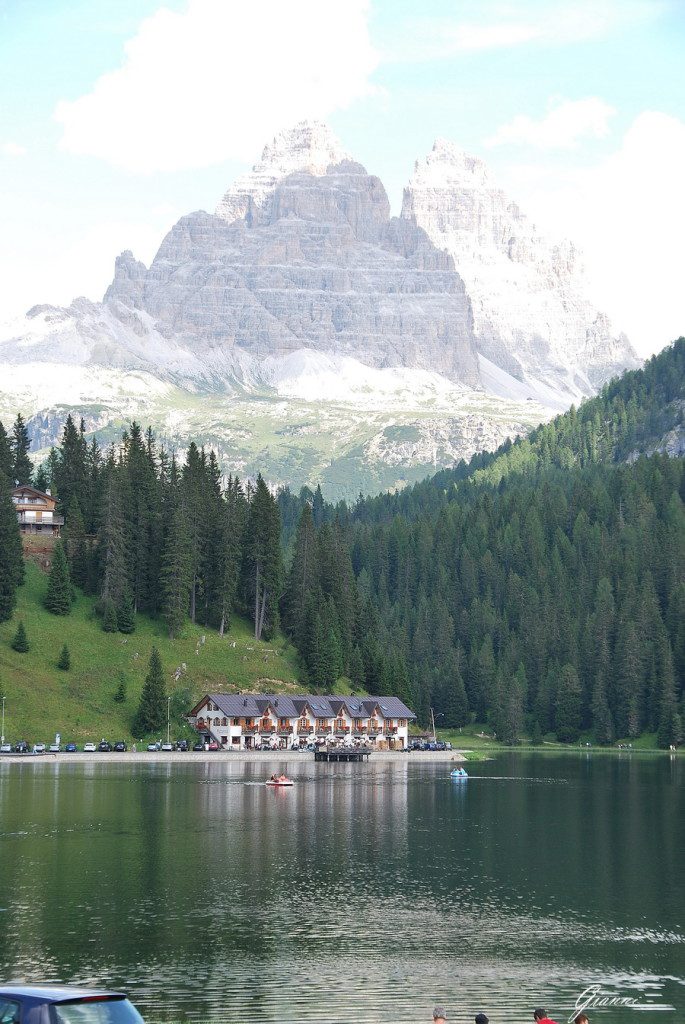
412;138;493;188
215;120;353;226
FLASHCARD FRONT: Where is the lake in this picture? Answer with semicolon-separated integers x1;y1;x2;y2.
0;754;682;1024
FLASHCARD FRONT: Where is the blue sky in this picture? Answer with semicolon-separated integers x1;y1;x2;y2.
1;0;683;354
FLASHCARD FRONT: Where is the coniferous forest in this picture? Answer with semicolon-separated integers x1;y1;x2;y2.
0;339;683;746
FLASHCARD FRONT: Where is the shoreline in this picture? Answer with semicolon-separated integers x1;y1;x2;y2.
0;749;464;765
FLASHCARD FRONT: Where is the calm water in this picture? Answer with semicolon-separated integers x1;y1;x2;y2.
0;754;682;1024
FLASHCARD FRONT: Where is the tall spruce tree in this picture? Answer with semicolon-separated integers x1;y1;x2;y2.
133;646;166;735
11;414;32;484
161;494;192;638
44;541;72;615
0;473;24;622
62;497;89;590
243;475;282;641
0;421;13;479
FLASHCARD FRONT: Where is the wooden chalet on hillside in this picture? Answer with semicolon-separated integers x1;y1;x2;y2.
11;485;63;536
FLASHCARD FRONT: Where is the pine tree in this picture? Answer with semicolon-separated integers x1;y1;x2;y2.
54;414;88;514
44;541;72;615
133;647;166;735
62;497;89;590
0;473;24;622
555;664;583;742
117;591;136;634
243;475;282;641
57;644;71;670
591;670;614;745
161;495;192;638
656;635;681;748
113;674;127;703
97;462;130;608
11;414;32;484
101;598;118;632
11;621;29;653
0;421;12;479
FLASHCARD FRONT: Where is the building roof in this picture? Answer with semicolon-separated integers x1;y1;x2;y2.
189;693;416;720
11;485;56;502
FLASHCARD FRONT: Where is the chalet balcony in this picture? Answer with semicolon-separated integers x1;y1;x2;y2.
298;726;314;734
260;727;276;735
368;729;381;737
278;727;293;736
334;728;351;736
243;725;259;734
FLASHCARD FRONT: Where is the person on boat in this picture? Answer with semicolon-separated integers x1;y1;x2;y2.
270;773;278;782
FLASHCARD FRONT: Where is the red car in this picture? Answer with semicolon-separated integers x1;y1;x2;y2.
208;740;220;751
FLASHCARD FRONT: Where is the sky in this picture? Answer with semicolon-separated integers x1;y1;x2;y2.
1;0;684;357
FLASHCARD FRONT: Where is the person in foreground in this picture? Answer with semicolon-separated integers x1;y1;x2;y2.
433;1007;447;1024
534;1008;559;1024
475;1014;489;1024
574;1015;589;1024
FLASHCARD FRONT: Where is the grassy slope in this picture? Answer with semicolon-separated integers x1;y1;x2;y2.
0;562;305;745
436;723;679;754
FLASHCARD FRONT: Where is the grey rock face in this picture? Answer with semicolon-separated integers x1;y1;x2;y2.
402;138;640;395
105;123;481;387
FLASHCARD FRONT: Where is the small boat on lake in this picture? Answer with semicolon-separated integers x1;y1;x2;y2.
266;774;294;787
450;767;468;780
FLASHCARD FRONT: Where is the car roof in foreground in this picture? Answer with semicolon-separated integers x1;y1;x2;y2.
0;985;127;1002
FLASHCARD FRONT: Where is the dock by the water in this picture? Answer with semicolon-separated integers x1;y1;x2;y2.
314;746;371;763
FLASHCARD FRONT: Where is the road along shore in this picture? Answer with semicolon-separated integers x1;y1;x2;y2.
0;749;465;765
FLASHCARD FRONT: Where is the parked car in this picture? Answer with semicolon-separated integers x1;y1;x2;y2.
208;740;219;751
65;743;78;752
48;743;61;753
83;742;96;753
32;743;46;754
175;739;189;751
98;740;113;752
435;741;446;751
161;742;174;752
1;743;12;754
0;984;145;1024
113;741;128;752
147;742;160;752
14;741;29;753
192;740;205;751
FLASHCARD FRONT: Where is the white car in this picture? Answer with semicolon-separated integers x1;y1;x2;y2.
161;742;173;751
83;742;96;753
33;743;46;754
0;743;12;754
48;744;60;753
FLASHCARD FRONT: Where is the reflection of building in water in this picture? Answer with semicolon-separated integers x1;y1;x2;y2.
188;694;414;751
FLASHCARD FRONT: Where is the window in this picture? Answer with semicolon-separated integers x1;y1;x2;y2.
221;717;227;726
52;999;144;1024
0;1000;20;1024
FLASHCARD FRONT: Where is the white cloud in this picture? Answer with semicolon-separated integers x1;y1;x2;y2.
486;98;616;150
502;112;685;357
385;0;666;63
2;142;27;157
54;0;377;173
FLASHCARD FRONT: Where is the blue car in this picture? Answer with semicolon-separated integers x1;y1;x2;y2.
65;743;78;753
0;986;144;1024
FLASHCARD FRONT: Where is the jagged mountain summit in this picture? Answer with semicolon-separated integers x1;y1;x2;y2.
403;138;638;394
0;121;639;496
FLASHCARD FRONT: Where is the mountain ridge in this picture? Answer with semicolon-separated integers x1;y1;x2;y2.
0;120;639;495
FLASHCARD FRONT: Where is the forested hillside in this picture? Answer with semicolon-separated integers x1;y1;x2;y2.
0;340;683;746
